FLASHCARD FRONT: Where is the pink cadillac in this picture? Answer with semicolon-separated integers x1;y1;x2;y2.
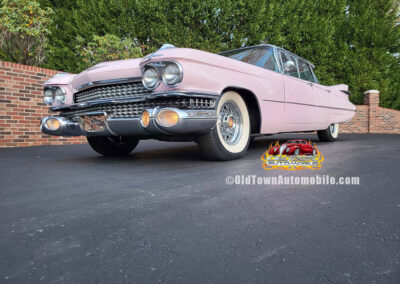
41;44;355;160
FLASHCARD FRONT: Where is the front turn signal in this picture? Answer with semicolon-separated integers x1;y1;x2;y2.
45;118;61;131
141;110;150;128
156;109;179;127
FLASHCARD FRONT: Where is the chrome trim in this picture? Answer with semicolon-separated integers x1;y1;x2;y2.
161;61;183;87
75;77;142;92
219;44;315;69
142;66;162;90
44;86;67;106
218;101;243;145
50;91;219;111
158;43;175;50
40;116;83;136
142;61;183;90
145;108;217;135
73;80;150;103
41;108;217;137
77;111;116;136
262;99;355;112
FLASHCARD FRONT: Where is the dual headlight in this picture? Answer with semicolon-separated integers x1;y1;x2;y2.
142;62;183;89
44;87;66;105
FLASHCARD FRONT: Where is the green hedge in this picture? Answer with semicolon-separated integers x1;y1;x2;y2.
3;0;399;109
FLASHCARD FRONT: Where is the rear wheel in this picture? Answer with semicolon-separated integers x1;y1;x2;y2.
196;91;251;161
87;136;139;156
317;123;339;142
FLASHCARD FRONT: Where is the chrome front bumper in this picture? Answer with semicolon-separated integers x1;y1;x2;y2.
41;108;217;137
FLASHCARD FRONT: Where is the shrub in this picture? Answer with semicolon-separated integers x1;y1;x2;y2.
0;0;53;65
75;34;143;69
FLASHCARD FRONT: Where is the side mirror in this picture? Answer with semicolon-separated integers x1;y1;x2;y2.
283;60;295;73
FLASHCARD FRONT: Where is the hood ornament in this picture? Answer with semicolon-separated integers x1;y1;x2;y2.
158;43;175;50
142;43;176;63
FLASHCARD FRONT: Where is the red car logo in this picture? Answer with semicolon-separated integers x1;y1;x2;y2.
269;140;318;156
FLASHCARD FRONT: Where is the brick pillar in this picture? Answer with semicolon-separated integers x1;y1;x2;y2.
364;90;380;133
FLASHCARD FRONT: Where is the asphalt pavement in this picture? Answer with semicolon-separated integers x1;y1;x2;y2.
0;134;399;283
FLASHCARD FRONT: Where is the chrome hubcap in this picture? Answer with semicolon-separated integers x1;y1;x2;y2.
218;101;242;145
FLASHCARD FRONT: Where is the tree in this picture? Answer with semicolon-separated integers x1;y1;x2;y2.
0;0;54;65
75;34;143;70
27;0;400;110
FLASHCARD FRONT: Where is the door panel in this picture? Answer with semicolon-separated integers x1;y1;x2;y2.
312;83;331;124
279;51;316;129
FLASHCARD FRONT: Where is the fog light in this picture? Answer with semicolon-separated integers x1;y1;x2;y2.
141;110;150;128
156;109;179;127
45;118;61;131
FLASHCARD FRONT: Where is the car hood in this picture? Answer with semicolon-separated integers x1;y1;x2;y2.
45;58;143;91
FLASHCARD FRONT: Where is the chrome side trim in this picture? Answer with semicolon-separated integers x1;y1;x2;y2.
262;99;356;112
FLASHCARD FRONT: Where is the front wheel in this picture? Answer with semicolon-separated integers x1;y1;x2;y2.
87;136;139;156
317;123;339;142
196;91;251;161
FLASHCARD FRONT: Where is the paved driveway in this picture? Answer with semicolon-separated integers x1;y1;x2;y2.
0;134;399;283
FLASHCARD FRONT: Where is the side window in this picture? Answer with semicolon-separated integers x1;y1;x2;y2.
280;52;299;78
298;60;315;83
262;51;279;72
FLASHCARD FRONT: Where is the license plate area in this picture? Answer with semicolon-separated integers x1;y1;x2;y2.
79;113;106;132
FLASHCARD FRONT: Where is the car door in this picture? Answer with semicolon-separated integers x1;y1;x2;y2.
296;59;331;125
279;51;316;131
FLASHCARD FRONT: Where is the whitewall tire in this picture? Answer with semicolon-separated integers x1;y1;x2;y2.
196;91;251;160
317;123;339;142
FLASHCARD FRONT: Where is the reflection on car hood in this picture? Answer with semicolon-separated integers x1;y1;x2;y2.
44;58;143;91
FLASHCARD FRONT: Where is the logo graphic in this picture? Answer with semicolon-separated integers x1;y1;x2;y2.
261;139;324;170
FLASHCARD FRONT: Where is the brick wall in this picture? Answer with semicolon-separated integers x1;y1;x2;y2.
0;61;86;147
0;61;399;148
340;90;400;134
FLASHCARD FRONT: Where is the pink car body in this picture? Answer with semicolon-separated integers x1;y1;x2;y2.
40;44;355;158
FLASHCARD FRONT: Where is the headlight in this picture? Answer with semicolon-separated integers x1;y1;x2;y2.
142;67;159;89
44;89;54;105
54;87;66;104
162;62;182;85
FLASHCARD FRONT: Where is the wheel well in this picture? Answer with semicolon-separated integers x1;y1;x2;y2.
221;87;261;134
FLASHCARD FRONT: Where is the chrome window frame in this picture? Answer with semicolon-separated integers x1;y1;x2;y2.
219;44;319;83
219;45;281;74
296;58;317;83
278;49;301;78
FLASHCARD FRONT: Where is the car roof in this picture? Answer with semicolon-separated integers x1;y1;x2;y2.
219;44;315;68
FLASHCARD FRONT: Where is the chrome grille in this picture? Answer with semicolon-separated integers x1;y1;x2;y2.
74;81;151;103
61;97;216;118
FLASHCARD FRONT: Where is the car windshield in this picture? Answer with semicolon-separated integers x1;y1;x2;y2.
219;46;279;72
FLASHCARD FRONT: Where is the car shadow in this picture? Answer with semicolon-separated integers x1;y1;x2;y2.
52;133;340;165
